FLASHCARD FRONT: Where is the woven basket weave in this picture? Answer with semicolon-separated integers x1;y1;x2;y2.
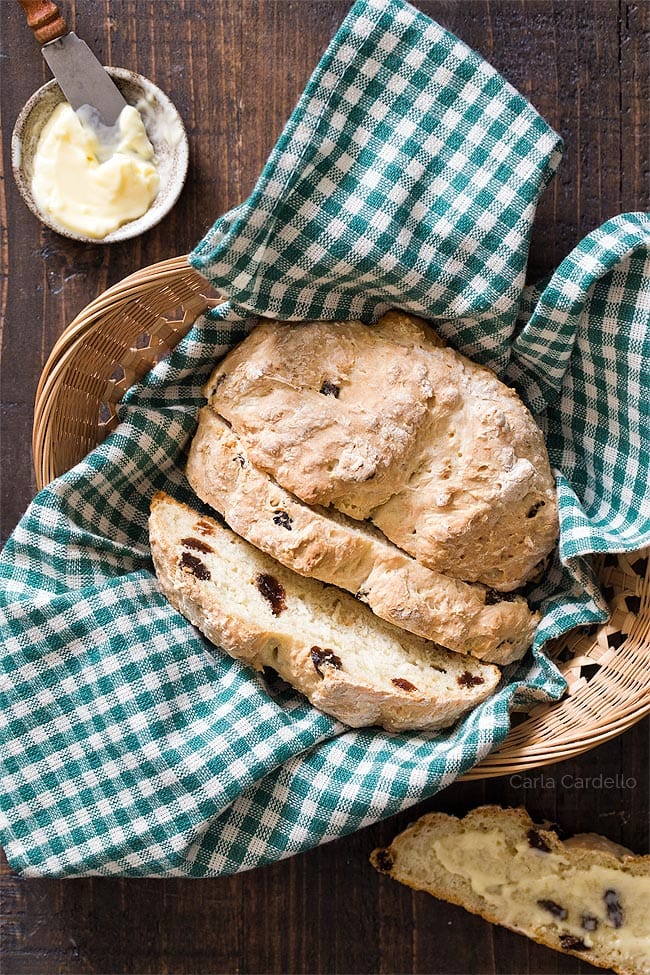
32;256;650;778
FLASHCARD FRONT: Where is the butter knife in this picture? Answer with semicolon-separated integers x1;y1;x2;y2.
19;0;127;127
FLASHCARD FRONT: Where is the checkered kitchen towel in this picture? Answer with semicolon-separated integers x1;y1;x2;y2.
1;0;648;877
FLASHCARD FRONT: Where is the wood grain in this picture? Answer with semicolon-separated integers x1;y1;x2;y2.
0;2;648;974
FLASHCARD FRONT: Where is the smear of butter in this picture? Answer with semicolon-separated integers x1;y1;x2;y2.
136;94;184;149
431;830;650;966
31;103;160;239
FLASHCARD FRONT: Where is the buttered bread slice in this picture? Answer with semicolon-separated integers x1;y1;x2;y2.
149;493;500;731
186;407;540;664
205;311;558;591
371;805;650;975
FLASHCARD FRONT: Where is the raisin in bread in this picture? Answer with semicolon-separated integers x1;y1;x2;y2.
371;805;650;975
205;310;558;591
149;493;500;731
186;406;539;664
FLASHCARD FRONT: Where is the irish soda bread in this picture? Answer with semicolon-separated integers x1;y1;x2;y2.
148;493;500;731
186;406;539;664
205;311;558;591
371;805;650;975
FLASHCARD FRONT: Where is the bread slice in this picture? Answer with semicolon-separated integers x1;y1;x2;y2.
204;310;558;591
185;407;540;664
148;492;500;731
371;805;650;975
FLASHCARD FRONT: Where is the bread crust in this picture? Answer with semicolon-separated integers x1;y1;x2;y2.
371;805;650;975
205;311;558;591
186;407;540;663
149;493;500;732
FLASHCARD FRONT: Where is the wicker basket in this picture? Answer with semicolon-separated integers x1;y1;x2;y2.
32;256;650;778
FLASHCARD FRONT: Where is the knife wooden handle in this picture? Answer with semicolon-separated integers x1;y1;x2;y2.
18;0;68;45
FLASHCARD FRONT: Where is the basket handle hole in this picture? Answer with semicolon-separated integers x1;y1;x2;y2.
98;401;117;429
579;662;601;683
133;330;152;350
165;305;185;323
607;631;626;650
110;365;126;383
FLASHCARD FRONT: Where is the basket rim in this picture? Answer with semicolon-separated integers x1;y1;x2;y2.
34;255;191;404
31;256;650;779
32;255;203;489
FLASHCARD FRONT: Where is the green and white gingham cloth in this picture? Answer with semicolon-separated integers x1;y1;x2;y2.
1;0;648;877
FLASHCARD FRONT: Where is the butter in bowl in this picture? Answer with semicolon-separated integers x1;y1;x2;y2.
11;66;188;243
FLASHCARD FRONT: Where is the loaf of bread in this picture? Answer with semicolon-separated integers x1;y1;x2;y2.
148;492;500;731
186;406;540;664
204;311;558;591
371;805;650;975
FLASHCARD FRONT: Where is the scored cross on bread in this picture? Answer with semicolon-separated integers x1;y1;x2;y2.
204;311;558;592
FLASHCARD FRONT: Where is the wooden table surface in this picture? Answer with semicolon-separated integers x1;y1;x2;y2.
1;2;648;973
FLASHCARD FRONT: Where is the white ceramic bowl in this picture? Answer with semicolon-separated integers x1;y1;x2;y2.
11;67;189;243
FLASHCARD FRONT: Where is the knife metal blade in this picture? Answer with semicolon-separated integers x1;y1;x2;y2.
42;32;127;127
